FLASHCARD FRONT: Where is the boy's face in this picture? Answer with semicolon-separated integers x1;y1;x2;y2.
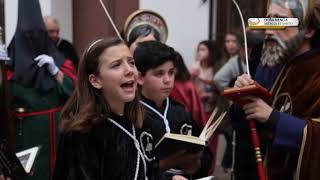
138;61;175;105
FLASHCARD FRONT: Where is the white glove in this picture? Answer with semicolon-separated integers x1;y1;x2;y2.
34;54;59;76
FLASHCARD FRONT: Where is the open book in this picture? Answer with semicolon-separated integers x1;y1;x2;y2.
155;108;226;157
0;139;40;178
195;176;214;180
221;82;272;107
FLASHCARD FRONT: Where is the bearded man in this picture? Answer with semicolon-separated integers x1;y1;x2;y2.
230;0;320;179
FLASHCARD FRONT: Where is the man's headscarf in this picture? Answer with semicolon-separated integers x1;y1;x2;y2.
8;0;65;91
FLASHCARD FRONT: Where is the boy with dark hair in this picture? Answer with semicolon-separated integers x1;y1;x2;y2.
134;41;211;180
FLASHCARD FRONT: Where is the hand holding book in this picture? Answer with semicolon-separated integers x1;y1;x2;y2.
178;150;202;174
222;74;273;123
242;96;273;123
222;74;269;180
155;108;227;158
155;97;227;175
233;73;254;88
159;149;201;173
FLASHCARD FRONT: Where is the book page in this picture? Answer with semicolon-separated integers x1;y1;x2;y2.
165;133;206;146
155;133;206;148
195;176;215;180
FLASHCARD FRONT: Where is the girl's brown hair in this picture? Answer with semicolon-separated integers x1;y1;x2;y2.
61;38;144;133
223;32;240;58
198;40;222;73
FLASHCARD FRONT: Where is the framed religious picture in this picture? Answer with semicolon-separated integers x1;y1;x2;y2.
123;9;168;43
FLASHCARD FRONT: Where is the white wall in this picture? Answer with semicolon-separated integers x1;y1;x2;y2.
4;0;73;46
4;0;18;45
5;0;210;67
51;0;73;42
140;0;209;68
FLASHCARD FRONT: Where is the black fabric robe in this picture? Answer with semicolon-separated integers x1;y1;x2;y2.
8;0;65;91
53;113;146;180
56;39;79;69
138;96;212;180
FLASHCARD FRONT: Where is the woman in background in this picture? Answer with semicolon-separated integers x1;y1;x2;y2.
223;32;240;61
127;24;161;53
190;40;222;174
191;40;222;119
171;52;205;129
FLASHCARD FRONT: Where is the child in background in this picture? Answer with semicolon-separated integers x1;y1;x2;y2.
223;32;240;60
191;40;222;116
191;40;222;174
171;52;206;128
171;52;216;177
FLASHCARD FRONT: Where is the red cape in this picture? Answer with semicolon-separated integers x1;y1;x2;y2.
7;59;77;82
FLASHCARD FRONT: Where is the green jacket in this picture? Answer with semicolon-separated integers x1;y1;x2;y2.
1;74;74;180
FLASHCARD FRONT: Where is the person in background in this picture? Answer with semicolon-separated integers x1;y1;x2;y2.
214;30;264;90
171;52;206;129
190;40;222;174
127;24;161;53
44;16;80;69
123;9;168;54
5;0;77;179
170;52;214;178
213;29;264;174
191;40;222;116
223;32;240;61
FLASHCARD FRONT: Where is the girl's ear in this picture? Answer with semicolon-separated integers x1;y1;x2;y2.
137;72;144;86
88;74;102;89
